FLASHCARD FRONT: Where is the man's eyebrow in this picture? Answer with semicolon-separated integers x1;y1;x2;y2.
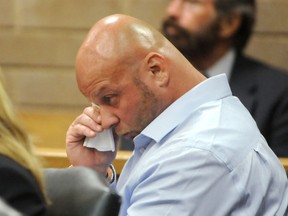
93;85;108;99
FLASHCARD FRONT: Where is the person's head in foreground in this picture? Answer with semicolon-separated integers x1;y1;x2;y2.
68;14;288;216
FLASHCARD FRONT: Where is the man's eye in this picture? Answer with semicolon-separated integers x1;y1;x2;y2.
102;95;117;105
102;96;112;103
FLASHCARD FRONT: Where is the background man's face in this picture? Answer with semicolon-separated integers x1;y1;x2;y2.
162;0;221;59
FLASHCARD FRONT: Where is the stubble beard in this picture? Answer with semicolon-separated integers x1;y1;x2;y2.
127;76;162;139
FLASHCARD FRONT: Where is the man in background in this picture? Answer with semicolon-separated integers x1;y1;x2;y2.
162;0;288;157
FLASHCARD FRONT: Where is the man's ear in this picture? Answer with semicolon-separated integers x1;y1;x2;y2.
145;52;169;87
219;13;241;39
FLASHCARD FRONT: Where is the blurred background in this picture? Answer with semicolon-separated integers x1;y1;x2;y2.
0;0;287;150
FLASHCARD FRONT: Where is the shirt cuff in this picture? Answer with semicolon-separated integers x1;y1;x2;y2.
106;164;116;184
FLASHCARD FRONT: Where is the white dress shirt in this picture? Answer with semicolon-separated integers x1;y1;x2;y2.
116;74;288;216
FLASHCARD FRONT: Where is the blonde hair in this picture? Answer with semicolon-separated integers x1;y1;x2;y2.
0;72;46;199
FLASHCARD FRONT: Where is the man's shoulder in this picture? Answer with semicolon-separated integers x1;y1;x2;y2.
234;54;288;78
231;54;288;90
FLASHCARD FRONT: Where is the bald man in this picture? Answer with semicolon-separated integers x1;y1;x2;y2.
66;14;288;216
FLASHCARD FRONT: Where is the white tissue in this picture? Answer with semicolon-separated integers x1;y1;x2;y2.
83;128;115;152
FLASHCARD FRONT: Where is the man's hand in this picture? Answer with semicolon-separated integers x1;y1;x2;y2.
66;106;117;175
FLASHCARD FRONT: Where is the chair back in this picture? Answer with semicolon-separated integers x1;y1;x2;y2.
44;166;121;216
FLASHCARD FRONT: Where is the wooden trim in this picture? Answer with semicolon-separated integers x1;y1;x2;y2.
279;158;288;172
35;148;132;176
36;148;288;176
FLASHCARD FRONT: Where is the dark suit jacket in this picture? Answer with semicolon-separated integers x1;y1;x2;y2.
0;154;47;216
230;54;288;157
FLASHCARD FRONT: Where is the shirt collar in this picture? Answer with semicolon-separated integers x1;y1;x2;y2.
133;74;232;149
206;49;236;79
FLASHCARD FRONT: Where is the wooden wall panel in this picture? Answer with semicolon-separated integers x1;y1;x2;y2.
0;0;287;151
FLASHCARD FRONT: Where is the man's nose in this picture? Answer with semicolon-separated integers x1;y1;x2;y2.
166;0;182;19
99;107;119;129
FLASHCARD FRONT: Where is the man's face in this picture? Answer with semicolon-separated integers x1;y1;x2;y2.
78;57;162;140
162;0;221;60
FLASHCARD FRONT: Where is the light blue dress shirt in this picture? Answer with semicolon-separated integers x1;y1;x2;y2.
116;74;288;216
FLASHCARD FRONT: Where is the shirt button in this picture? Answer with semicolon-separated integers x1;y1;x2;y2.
139;148;145;154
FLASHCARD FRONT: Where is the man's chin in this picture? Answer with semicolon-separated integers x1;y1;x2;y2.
162;30;191;53
164;25;180;38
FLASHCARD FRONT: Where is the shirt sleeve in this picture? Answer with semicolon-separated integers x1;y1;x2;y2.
108;164;117;190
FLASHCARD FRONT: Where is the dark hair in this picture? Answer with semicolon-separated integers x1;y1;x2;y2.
214;0;256;52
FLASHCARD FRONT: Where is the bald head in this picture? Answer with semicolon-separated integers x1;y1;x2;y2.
80;14;168;60
76;14;205;100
